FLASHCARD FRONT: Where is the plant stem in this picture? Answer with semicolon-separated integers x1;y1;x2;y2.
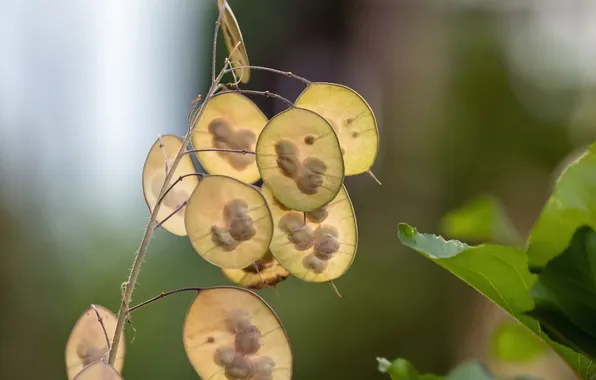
224;65;311;84
128;287;202;314
89;304;111;353
217;89;293;107
107;69;225;366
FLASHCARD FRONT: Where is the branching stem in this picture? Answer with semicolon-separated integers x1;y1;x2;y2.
218;89;293;107
224;65;311;84
128;287;202;314
89;304;111;353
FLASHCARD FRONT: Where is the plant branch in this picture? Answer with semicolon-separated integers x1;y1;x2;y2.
212;1;227;82
128;287;202;314
107;67;227;366
224;65;311;84
218;89;293;107
153;201;188;231
157;173;205;205
89;304;111;353
185;147;256;156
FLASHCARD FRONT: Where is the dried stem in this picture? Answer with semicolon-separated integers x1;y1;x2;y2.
157;173;205;205
212;1;227;82
128;287;202;314
218;89;293;107
153;201;188;231
108;66;227;367
185;147;256;156
158;134;169;177
89;304;111;354
224;65;311;84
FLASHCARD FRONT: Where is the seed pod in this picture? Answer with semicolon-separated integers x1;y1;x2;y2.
262;184;357;283
72;361;123;380
294;82;379;176
222;251;290;289
256;107;344;212
142;134;198;236
217;0;250;83
191;93;266;184
235;324;262;355
183;287;292;380
185;175;273;269
65;305;125;380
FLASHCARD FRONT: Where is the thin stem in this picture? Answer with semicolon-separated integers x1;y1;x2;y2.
154;201;187;231
185;147;256;156
366;170;382;186
224;65;311;84
212;1;227;82
108;66;227;366
128;287;202;314
89;304;111;353
218;89;293;107
187;94;202;134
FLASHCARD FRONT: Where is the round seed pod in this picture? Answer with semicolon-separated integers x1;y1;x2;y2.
256;107;344;212
185;175;273;269
222;251;290;289
142;135;199;236
294;82;379;176
262;184;357;282
183;287;292;380
65;305;125;380
191;92;267;184
72;361;123;380
217;0;250;83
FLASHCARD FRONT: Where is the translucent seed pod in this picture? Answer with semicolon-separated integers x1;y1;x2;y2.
217;0;250;83
262;184;358;283
72;361;123;380
294;82;379;177
222;251;290;289
185;175;273;269
65;306;125;380
191;92;267;184
256;107;344;212
142;134;199;236
183;287;292;380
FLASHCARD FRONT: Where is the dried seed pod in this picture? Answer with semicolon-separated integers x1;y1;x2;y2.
185;175;273;269
183;287;292;380
191;93;266;184
72;361;123;380
222;251;290;289
214;346;237;367
294;82;379;176
142;134;199;236
217;0;250;83
262;184;357;282
65;305;125;380
256;107;344;212
252;356;276;380
235;324;262;355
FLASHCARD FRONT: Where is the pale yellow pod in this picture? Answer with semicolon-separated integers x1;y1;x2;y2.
73;361;123;380
294;82;379;176
256;107;344;212
142;134;199;236
262;184;358;283
191;92;267;184
185;175;274;269
183;287;292;380
217;0;250;83
65;306;125;380
222;250;290;289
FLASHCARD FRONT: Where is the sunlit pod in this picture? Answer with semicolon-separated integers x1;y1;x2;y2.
65;305;125;380
185;175;274;269
183;287;292;380
142;134;199;236
217;0;250;83
262;184;358;283
191;92;267;184
256;107;344;212
294;82;379;176
222;250;290;289
73;361;123;380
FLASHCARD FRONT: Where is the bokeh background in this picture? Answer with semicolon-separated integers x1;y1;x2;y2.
2;0;596;379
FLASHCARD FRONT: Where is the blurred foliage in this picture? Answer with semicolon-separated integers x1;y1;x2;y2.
490;321;548;364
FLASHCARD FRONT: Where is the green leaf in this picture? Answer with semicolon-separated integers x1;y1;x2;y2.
490;321;548;363
397;223;596;379
377;357;539;380
441;195;521;245
527;225;596;360
527;143;596;272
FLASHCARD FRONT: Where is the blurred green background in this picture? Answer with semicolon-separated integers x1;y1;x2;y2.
2;0;596;379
